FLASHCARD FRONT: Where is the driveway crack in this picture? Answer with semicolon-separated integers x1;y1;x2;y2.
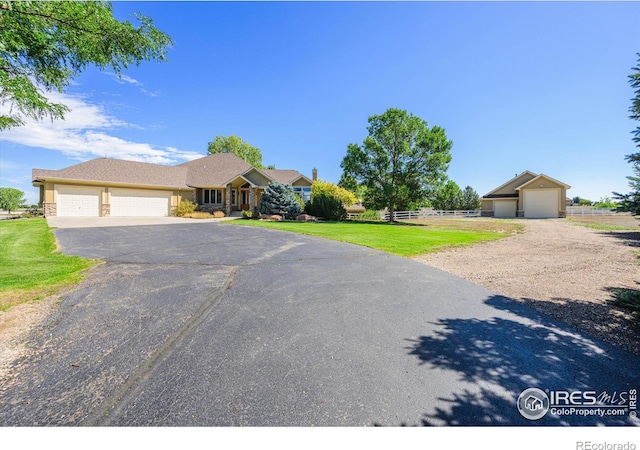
83;266;239;426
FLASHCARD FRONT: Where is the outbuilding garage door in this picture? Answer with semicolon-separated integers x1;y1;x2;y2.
110;188;171;217
494;200;517;218
524;189;559;218
56;185;100;217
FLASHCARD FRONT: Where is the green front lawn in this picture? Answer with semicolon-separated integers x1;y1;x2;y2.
228;219;521;257
0;219;98;310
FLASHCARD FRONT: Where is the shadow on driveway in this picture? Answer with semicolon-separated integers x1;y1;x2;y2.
403;295;640;426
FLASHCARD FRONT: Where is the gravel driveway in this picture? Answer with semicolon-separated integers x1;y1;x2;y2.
413;219;640;355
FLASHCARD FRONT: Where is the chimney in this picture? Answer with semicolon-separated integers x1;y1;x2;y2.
312;167;317;181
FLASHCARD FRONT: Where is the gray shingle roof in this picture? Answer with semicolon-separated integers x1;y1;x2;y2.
178;153;253;186
32;153;312;189
262;169;307;184
32;158;190;188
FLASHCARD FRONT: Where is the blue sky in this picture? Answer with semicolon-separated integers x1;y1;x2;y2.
1;1;639;205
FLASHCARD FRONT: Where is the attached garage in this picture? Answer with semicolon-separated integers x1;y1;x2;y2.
110;188;171;217
56;185;100;217
523;189;559;219
494;200;517;218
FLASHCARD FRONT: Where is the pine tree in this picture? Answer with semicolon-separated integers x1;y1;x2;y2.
259;182;301;219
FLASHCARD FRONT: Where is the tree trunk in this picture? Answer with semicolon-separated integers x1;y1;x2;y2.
388;203;395;222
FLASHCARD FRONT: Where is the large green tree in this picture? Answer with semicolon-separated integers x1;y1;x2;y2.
613;53;640;215
340;108;452;220
207;135;265;168
460;185;481;210
0;1;172;130
430;180;463;210
0;187;26;213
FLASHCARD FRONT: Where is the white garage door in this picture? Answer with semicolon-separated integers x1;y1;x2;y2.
494;200;517;218
524;189;559;218
56;185;100;217
110;188;171;217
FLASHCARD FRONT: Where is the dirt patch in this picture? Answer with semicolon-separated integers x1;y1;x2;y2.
0;295;60;386
566;213;639;228
413;218;640;355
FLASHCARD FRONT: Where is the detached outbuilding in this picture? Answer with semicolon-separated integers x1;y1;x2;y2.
481;171;571;218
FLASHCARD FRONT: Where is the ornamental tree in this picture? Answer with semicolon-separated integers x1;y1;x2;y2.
311;180;357;206
259;181;301;219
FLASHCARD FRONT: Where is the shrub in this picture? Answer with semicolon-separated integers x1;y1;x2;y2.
212;211;225;218
184;211;214;219
260;181;301;220
311;180;357;206
174;200;197;217
354;209;382;221
241;210;253;219
609;288;640;326
304;193;347;221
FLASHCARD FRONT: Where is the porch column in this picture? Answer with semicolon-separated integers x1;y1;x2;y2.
226;184;232;216
249;187;256;216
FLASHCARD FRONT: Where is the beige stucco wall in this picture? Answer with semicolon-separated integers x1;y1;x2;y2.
491;173;537;195
243;170;271;187
40;181;194;217
292;178;311;187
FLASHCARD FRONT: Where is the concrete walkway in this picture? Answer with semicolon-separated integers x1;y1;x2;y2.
46;216;239;229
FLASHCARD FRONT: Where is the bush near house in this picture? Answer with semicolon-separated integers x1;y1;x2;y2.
174;199;197;217
304;193;347;221
260;181;301;220
311;180;358;207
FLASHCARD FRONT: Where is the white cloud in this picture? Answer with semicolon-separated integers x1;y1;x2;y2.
0;91;203;165
104;72;160;97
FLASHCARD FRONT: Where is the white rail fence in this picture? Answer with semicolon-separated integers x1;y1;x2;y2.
348;209;482;220
566;208;623;216
348;207;629;220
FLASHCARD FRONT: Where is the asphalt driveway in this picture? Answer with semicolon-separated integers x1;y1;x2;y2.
1;222;639;426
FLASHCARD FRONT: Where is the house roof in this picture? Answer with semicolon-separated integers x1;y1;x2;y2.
514;174;571;190
33;153;312;189
483;171;538;197
177;153;253;186
262;169;311;185
32;158;190;189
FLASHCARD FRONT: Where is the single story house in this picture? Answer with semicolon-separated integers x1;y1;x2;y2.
481;171;571;218
32;153;314;217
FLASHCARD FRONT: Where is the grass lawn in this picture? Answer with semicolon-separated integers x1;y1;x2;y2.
0;219;98;311
228;218;522;257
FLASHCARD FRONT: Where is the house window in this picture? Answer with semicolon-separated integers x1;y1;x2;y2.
203;189;223;204
231;189;237;206
293;187;311;202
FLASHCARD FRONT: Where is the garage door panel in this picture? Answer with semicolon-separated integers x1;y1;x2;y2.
57;186;100;217
494;200;517;218
524;190;559;218
111;188;171;217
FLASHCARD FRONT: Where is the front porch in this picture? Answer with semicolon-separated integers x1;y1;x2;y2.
193;183;263;216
